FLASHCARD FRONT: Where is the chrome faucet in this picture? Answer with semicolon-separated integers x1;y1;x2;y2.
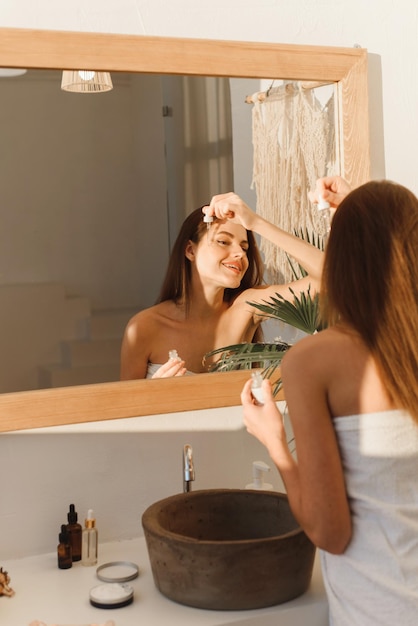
183;444;195;492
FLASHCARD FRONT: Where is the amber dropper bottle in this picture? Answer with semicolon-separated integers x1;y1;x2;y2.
66;503;82;562
57;524;72;569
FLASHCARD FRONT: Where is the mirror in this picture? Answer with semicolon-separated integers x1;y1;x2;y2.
0;28;370;432
0;69;335;395
0;68;245;394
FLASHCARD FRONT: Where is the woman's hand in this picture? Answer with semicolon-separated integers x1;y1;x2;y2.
151;356;187;378
202;192;258;231
308;175;352;208
241;378;287;460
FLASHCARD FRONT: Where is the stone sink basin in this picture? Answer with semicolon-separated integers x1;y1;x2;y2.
141;488;316;611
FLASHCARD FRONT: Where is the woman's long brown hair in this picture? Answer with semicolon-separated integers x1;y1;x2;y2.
321;180;418;423
157;206;265;341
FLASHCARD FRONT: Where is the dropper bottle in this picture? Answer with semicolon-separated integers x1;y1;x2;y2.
66;503;82;562
317;194;332;240
203;212;214;243
57;524;72;569
82;508;98;566
203;213;214;230
251;370;264;405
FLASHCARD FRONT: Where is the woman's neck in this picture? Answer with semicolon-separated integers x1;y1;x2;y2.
177;295;227;321
184;281;228;318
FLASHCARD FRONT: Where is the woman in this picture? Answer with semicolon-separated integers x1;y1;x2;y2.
242;178;418;625
120;192;323;379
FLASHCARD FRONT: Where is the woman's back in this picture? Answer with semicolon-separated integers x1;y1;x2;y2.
285;324;397;419
242;178;418;625
284;325;418;625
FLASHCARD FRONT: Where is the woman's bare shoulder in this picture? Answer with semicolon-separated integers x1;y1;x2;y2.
126;301;173;326
282;327;350;372
123;302;171;345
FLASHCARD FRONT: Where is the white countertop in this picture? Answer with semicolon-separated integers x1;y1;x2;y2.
2;537;328;626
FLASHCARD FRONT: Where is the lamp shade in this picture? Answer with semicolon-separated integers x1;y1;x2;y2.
61;70;113;93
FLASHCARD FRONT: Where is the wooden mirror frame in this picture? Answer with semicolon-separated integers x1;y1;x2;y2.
0;28;369;432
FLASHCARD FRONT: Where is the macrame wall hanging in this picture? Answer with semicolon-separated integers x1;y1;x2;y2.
249;82;338;283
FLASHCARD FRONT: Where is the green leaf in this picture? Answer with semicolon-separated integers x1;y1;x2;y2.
205;341;290;371
204;341;290;397
247;286;322;335
285;229;325;280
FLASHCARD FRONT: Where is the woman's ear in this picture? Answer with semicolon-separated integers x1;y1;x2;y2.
185;240;196;261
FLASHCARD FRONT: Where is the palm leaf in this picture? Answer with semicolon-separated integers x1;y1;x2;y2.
286;229;325;280
204;341;290;397
247;286;322;335
205;341;290;371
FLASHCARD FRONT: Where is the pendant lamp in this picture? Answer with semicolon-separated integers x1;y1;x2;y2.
61;70;113;93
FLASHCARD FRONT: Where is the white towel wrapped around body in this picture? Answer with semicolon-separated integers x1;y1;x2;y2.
321;410;418;625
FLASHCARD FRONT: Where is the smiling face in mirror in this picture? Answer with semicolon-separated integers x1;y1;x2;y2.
120;207;264;379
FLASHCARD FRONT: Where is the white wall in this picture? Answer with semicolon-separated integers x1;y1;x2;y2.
0;407;287;560
1;0;417;194
0;71;169;311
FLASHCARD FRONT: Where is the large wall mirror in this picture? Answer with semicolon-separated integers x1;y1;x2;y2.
0;28;369;432
0;68;249;394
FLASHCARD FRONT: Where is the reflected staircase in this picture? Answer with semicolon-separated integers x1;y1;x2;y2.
39;307;136;388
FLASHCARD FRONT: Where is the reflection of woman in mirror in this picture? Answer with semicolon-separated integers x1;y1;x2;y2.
242;178;418;625
120;191;324;379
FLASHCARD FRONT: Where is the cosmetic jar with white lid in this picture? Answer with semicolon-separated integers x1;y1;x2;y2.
89;582;134;609
96;561;139;583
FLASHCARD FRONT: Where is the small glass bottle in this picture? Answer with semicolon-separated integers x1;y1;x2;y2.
251;370;265;405
57;524;72;569
66;503;82;562
317;194;332;242
82;508;98;566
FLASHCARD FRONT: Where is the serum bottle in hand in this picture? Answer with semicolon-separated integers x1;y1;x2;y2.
251;371;265;405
